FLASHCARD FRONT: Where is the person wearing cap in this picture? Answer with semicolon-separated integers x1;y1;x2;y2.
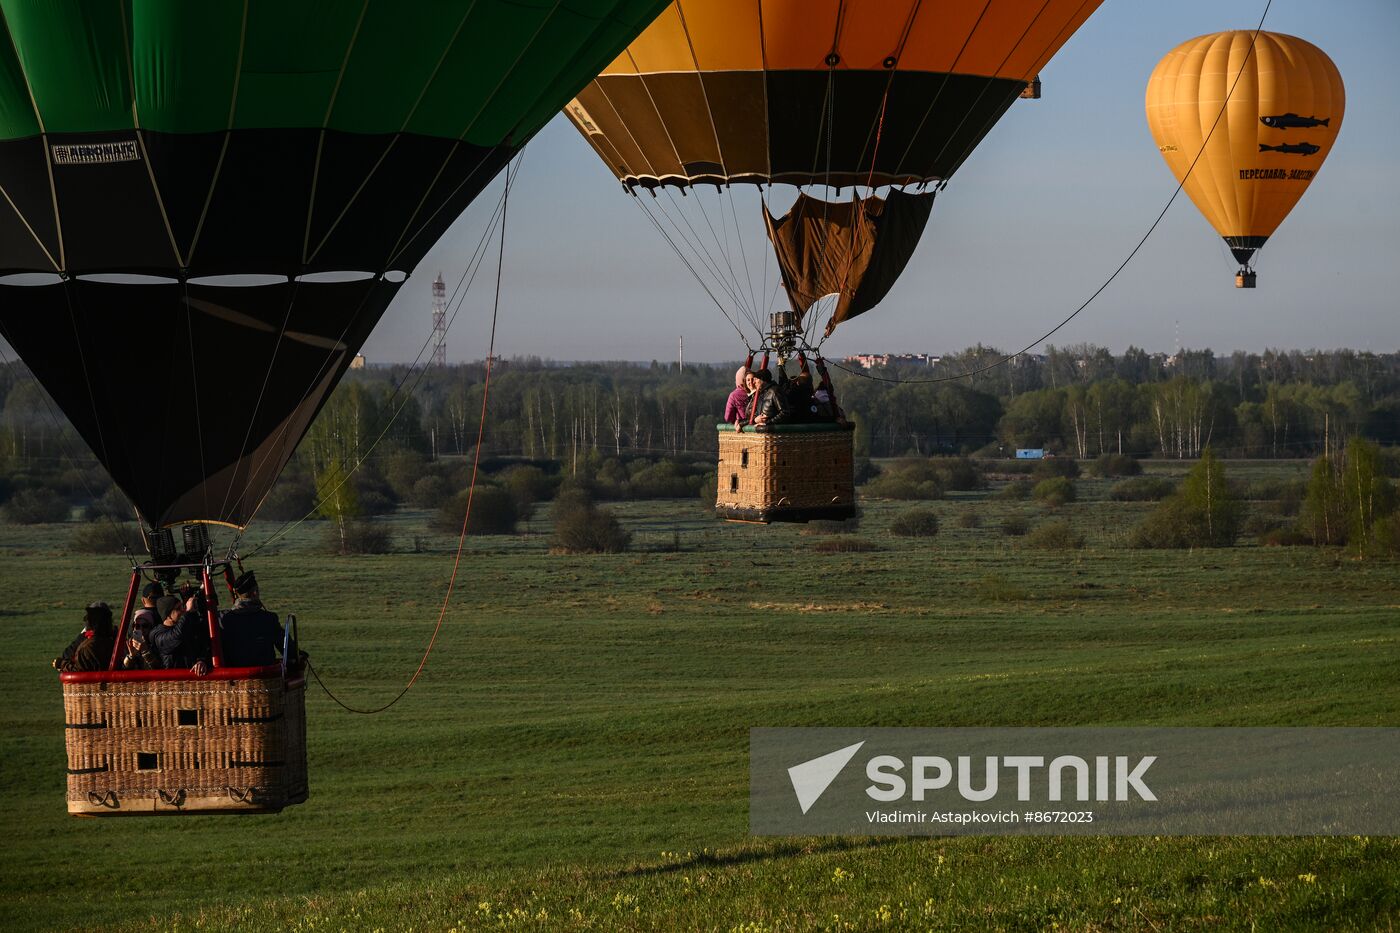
220;571;295;668
55;603;116;672
146;594;210;674
120;582;166;669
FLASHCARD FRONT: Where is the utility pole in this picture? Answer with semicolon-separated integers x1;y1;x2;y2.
430;272;447;368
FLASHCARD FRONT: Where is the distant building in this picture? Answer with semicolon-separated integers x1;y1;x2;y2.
349;354;366;370
844;353;938;369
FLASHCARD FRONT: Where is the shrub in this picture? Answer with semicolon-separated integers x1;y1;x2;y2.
1026;519;1084;550
1033;458;1080;480
552;505;631;553
1128;499;1192;549
409;475;450;509
1109;476;1175;502
1089;454;1142;477
1242;510;1288;537
628;460;695;499
853;458;881;485
383;449;429;500
997;479;1033;501
975;572;1030;602
697;472;717;504
325;520;393;555
358;489;398;517
811;536;879;553
69;522;143;554
1033;476;1076;507
1259;526;1310;547
84;486;131;522
889;509;940;537
956;511;982;529
258;475;316;521
432;484;519;535
801;516;861;536
2;488;69;524
354;473;399;514
498;464;555;510
1000;514;1030;536
864;459;945;500
936;457;985;491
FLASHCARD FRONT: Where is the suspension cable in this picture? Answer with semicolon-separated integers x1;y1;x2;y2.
242;165;514;556
308;158;515;715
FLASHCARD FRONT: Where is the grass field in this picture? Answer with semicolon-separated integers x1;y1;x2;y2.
2;462;1399;931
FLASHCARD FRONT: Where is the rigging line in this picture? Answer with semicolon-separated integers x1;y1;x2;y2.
186;0;249;267
937;0;1100;182
890;0;995;179
656;188;753;316
181;278;210;522
302;0;372;266
117;2;184;269
828;0;1273;389
309;0;485;264
916;0;1064;185
691;187;754;326
630;195;751;348
722;185;760;331
213;275;305;523
238;89;522;537
307;158;515;716
242;170;513;556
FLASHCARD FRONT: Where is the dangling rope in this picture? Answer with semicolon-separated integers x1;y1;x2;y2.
307;160;515;716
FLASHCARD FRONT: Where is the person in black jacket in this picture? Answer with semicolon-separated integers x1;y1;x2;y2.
146;595;210;674
220;572;294;668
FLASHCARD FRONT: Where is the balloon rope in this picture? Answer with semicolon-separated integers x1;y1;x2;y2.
309;160;514;716
240;167;513;556
832;0;1273;387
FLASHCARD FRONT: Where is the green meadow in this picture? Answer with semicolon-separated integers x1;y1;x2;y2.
2;463;1398;931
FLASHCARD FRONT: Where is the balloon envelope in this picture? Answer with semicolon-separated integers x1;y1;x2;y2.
1145;31;1345;271
0;0;666;529
565;0;1103;335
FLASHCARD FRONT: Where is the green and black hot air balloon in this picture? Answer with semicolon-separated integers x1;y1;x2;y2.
0;0;666;532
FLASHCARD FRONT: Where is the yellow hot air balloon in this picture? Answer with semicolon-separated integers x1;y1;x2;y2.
1145;31;1344;287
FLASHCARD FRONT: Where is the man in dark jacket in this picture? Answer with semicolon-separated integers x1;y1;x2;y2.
220;571;294;668
146;595;210;674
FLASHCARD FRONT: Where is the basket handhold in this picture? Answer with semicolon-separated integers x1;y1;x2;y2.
157;788;187;808
86;789;119;809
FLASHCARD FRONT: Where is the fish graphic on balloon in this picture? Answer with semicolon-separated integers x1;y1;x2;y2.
1260;113;1330;130
1259;141;1322;156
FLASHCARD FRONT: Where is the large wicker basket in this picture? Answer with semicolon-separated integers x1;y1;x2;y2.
60;666;307;816
715;422;856;522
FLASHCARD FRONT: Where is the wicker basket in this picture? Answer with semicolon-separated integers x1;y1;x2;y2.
715;422;856;522
61;666;308;816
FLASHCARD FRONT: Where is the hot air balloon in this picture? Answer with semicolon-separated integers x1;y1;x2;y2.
0;0;667;816
564;0;1102;521
1145;31;1345;288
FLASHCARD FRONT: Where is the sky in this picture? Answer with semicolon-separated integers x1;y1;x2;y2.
366;0;1400;366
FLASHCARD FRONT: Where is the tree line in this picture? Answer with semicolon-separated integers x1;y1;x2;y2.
2;346;1398;481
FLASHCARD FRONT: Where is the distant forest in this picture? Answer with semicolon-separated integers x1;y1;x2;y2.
3;345;1398;478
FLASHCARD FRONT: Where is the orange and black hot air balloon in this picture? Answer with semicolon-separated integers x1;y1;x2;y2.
1146;31;1345;288
565;0;1104;348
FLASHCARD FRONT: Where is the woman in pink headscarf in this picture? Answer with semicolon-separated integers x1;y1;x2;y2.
724;365;750;426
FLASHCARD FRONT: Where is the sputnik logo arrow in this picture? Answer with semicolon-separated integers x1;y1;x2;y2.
788;741;865;814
